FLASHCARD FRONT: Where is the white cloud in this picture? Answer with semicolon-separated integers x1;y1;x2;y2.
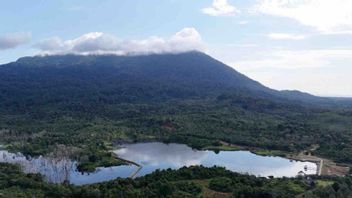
321;30;352;35
267;33;307;40
202;0;240;16
221;48;352;96
226;43;258;48
0;32;31;50
231;49;352;70
35;28;206;55
239;67;352;97
255;0;352;33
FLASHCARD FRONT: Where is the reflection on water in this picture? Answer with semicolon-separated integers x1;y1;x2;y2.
0;150;137;185
115;142;317;178
69;165;136;185
0;142;317;185
116;143;207;167
0;151;74;183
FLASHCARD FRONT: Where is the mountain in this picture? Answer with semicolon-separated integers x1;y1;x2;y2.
0;51;340;109
1;51;352;165
9;52;268;95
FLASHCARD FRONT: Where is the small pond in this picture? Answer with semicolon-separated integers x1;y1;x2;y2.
0;142;317;185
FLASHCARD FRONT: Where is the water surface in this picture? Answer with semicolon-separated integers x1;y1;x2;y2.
114;142;317;178
0;142;317;185
0;150;137;185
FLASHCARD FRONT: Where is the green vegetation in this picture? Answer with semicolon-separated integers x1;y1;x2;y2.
203;145;240;152
1;53;352;196
209;177;233;192
76;145;125;172
316;180;335;188
1;163;352;198
252;149;287;157
1;53;352;168
3;97;352;170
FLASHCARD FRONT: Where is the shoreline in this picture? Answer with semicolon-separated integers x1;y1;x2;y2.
288;156;323;176
111;142;333;179
217;141;350;177
287;153;349;177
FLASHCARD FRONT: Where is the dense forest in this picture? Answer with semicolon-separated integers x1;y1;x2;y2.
0;52;352;197
1;52;351;168
1;163;351;198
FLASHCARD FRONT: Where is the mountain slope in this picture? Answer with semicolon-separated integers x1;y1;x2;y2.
1;52;352;165
0;51;338;109
0;52;276;113
10;52;268;93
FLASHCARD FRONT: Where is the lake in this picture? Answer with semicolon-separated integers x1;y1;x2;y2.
0;142;317;185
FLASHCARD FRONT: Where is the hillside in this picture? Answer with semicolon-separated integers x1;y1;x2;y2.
0;52;352;168
0;52;343;113
1;52;269;105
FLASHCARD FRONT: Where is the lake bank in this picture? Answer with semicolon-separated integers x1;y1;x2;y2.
1;142;318;185
211;141;350;177
1;139;349;186
113;142;317;178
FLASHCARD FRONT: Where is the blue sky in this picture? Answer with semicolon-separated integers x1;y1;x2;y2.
1;0;352;96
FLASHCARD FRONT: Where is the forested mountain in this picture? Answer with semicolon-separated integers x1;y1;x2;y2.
1;52;352;168
0;52;265;110
1;52;270;106
0;51;345;113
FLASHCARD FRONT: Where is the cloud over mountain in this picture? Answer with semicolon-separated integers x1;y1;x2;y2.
35;28;206;55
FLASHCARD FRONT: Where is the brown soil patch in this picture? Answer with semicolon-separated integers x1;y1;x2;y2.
289;152;350;176
322;162;350;176
162;122;176;131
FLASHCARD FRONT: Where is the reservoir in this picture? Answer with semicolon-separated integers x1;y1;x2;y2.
0;142;317;185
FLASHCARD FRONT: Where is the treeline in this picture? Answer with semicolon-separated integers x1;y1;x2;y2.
1;53;352;172
2;97;352;168
2;101;352;172
1;163;351;198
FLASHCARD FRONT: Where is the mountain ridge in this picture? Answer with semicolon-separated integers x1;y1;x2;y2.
2;51;352;167
2;51;347;107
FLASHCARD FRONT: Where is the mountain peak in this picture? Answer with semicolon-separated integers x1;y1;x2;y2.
2;51;269;100
0;51;344;108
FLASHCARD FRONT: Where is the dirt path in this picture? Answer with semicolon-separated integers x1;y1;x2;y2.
288;150;349;177
129;166;142;179
318;159;323;176
111;152;143;178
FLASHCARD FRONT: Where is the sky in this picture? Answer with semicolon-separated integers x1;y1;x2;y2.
1;0;352;97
